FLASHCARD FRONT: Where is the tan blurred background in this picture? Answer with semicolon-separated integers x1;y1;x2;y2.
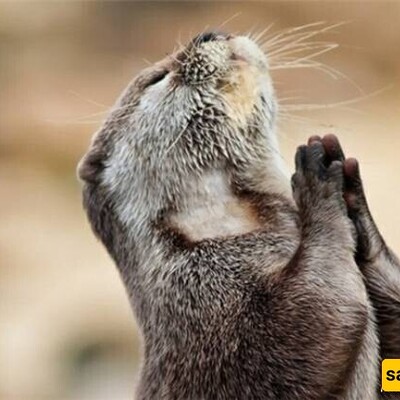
0;1;399;399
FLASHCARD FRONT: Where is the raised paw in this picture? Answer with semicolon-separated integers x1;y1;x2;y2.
304;134;383;261
292;140;347;219
343;157;385;263
305;134;365;211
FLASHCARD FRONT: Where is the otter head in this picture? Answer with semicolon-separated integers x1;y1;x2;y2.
78;32;289;246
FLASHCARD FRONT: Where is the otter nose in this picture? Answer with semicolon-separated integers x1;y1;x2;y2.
191;31;232;45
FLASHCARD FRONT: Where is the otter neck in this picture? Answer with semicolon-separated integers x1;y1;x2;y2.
167;156;291;243
168;170;262;242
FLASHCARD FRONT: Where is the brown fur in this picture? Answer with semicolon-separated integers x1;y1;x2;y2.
320;134;400;399
77;33;391;399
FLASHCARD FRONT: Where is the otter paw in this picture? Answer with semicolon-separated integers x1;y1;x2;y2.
342;157;378;261
309;134;365;212
291;141;346;216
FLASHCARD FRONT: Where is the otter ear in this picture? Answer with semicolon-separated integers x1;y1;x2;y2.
77;145;106;184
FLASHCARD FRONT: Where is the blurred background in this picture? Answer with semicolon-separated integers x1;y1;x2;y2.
0;1;399;399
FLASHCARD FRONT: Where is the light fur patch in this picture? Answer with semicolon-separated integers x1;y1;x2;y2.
222;66;259;129
221;36;271;129
169;172;262;242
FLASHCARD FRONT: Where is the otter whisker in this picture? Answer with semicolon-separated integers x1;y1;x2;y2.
218;12;242;30
142;58;153;66
262;21;345;53
305;60;364;93
271;54;364;95
162;122;190;159
280;85;393;112
244;26;259;43
278;111;319;125
272;43;339;66
47;118;104;125
260;21;328;51
169;53;186;66
270;53;340;79
176;29;186;51
269;41;338;62
267;28;337;58
262;22;347;77
264;31;333;55
250;23;276;47
58;109;109;122
263;32;329;54
67;90;109;109
278;96;307;103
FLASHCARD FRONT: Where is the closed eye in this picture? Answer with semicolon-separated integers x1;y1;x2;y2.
147;70;169;87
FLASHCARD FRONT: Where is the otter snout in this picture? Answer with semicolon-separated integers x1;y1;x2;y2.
178;31;268;86
190;31;232;45
179;31;232;85
230;36;269;71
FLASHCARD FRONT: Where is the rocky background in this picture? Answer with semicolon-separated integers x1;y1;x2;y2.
1;2;399;399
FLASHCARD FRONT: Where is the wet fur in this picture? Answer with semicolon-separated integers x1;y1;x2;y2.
78;33;398;399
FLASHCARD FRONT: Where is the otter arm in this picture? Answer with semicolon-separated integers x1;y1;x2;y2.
288;141;378;400
343;157;400;362
317;133;400;362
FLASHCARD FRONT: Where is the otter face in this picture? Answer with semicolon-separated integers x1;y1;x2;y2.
78;32;282;231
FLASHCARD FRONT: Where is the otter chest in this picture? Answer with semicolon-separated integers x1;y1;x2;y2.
168;171;263;242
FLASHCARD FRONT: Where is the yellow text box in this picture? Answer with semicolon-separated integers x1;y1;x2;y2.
382;359;400;392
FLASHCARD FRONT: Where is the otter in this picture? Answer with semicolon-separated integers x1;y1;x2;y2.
78;32;400;399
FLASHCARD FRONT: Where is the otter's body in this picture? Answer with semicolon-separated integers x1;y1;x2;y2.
78;32;400;399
